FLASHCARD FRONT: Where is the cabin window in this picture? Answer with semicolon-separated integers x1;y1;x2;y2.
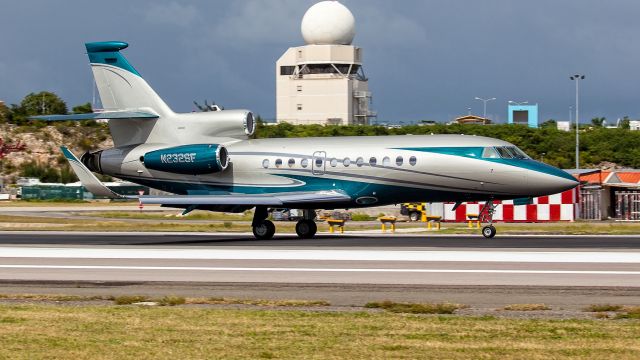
275;159;283;168
288;158;295;167
482;147;500;159
356;157;364;167
369;157;377;166
396;156;403;166
382;156;390;166
330;158;338;167
301;158;309;168
315;158;323;167
409;156;417;166
297;104;303;111
262;159;269;168
297;85;302;92
343;157;351;167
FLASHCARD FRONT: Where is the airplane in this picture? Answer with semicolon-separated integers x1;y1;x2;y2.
32;41;578;239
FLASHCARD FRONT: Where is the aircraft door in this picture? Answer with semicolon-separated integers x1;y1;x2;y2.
312;151;326;175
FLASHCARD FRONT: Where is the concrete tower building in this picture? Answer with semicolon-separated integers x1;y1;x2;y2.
276;1;375;125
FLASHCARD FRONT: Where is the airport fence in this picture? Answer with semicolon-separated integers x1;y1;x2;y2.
615;191;640;221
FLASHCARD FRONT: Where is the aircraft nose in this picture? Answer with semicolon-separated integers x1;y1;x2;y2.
527;162;579;196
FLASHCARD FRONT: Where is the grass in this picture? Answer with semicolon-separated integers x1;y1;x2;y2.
113;295;150;305
0;304;639;359
186;297;331;307
364;301;466;314
584;304;624;312
503;304;551;311
0;294;113;302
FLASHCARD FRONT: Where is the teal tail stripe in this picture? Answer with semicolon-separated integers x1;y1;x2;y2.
85;41;141;76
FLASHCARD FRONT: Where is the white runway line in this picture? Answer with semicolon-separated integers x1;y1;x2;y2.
0;264;640;275
0;247;640;263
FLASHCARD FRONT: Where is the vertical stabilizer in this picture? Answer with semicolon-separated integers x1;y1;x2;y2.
86;41;175;146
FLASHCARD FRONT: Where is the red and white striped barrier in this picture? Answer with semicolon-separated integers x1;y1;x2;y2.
443;188;577;222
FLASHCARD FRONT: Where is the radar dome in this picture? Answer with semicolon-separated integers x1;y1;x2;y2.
301;1;355;45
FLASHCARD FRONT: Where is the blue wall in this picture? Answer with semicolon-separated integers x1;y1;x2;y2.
508;104;539;128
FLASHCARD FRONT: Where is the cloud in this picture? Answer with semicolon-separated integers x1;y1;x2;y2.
144;2;199;27
210;0;315;45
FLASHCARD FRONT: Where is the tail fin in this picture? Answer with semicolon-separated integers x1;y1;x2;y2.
87;41;172;116
86;41;174;146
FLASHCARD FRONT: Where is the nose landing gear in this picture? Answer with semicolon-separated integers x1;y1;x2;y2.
479;200;498;238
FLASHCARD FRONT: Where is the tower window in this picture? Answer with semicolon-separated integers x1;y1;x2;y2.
280;66;295;76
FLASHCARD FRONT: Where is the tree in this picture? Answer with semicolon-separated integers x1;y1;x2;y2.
591;117;605;127
0;102;9;123
72;102;92;114
621;116;631;130
19;91;68;116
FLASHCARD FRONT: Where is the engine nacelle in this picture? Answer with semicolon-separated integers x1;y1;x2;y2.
142;144;229;175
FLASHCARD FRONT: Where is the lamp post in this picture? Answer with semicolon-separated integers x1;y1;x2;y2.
570;75;585;170
475;97;496;119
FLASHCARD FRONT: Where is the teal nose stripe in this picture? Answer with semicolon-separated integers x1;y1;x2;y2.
396;146;577;182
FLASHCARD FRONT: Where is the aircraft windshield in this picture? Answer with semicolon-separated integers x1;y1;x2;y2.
483;146;530;159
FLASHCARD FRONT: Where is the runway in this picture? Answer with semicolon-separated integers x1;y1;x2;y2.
1;232;639;307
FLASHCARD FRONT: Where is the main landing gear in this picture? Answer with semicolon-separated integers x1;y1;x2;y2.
295;210;317;239
252;207;276;240
251;207;318;240
479;200;498;238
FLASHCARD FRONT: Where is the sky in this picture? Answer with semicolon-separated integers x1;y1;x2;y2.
1;0;639;124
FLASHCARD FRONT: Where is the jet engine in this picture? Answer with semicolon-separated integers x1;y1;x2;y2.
142;144;229;175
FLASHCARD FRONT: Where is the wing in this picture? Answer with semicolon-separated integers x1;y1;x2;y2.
29;111;158;121
139;190;351;207
60;146;126;199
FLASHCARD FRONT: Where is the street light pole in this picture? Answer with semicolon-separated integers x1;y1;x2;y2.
475;97;496;119
570;75;585;170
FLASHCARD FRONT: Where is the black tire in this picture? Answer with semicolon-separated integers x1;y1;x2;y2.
295;220;317;239
253;220;276;240
409;212;420;222
482;225;496;238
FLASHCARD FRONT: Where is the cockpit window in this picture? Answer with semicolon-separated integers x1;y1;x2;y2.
482;147;500;159
490;146;530;159
495;147;513;159
511;146;530;159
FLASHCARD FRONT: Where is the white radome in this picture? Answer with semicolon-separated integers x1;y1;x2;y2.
301;1;355;45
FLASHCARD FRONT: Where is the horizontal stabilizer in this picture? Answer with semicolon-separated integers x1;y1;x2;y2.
139;190;351;207
29;111;159;121
60;146;125;199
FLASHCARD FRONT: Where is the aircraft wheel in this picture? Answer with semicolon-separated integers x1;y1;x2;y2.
409;212;420;222
482;225;496;239
253;220;276;240
295;220;317;239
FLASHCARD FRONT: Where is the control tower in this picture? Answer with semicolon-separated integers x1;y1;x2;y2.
276;1;375;125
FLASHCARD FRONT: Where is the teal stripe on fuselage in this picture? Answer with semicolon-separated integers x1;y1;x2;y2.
117;173;515;206
397;146;576;182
